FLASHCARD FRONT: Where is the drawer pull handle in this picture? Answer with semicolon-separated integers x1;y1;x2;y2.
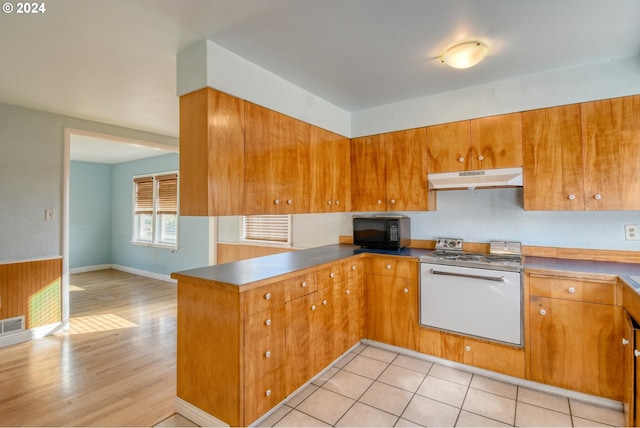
465;345;471;351
635;350;640;358
567;287;575;294
287;199;293;205
568;194;576;200
265;293;271;300
327;200;332;205
265;351;271;358
301;281;307;288
265;389;272;397
623;338;630;346
265;319;271;326
390;199;396;204
352;265;357;271
274;199;280;205
311;305;316;311
540;309;547;316
403;288;409;294
594;194;602;200
458;157;464;163
386;264;392;270
336;200;340;205
345;289;351;295
330;272;335;278
322;299;328;306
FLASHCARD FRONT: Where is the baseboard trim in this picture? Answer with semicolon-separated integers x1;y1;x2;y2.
174;397;229;427
0;322;63;348
362;339;623;411
69;264;112;274
70;263;176;283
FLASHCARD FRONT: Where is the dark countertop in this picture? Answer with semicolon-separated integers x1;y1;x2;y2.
171;244;431;286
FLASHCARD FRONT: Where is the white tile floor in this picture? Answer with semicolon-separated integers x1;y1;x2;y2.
257;344;626;428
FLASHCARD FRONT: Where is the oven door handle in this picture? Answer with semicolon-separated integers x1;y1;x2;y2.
430;269;505;283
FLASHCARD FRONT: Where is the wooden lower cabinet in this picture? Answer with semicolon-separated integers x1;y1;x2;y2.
528;294;624;400
365;256;419;350
419;328;525;378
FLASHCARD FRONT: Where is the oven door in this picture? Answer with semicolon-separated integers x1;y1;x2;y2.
420;263;522;346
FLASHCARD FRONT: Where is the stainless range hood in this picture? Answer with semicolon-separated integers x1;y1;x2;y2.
428;167;523;190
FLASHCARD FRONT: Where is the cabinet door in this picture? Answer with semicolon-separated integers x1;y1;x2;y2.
366;274;419;350
179;88;245;216
309;126;351;212
582;95;640;210
384;128;432;211
427;121;470;173
285;294;314;394
522;104;585;210
312;286;335;373
623;311;635;428
350;135;386;211
470;112;522;170
245;103;310;214
529;296;623;400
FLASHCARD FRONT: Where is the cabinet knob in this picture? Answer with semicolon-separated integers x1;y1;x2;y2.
322;299;328;306
265;350;271;358
265;293;271;300
287;199;293;205
539;309;547;315
265;389;272;397
390;199;396;204
265;319;271;326
623;338;630;346
458;157;464;162
568;194;576;200
478;155;484;161
594;194;602;200
311;304;316;311
465;345;471;351
377;199;382;204
345;289;351;295
635;349;640;358
329;272;335;278
352;265;357;271
274;199;280;205
567;287;575;294
301;281;307;288
327;200;332;205
386;264;392;270
336;200;340;205
403;288;409;294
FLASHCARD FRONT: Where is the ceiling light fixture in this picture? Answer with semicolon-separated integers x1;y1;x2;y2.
441;41;489;69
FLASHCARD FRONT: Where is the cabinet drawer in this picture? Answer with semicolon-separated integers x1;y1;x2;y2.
529;275;615;305
242;282;287;316
284;273;317;301
366;256;416;279
245;305;285;345
462;337;525;379
316;260;355;287
245;333;285;386
244;366;285;425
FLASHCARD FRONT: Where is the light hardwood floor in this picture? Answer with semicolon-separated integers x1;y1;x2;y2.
0;269;180;427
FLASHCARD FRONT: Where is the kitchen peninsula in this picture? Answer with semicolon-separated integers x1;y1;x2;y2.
171;243;640;427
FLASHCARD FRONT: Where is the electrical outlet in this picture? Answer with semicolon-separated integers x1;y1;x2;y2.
45;208;55;221
625;224;638;241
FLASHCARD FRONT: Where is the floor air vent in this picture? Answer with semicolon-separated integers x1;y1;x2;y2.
1;316;25;335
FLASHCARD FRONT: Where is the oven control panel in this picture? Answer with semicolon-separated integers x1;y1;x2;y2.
489;240;522;255
435;237;463;251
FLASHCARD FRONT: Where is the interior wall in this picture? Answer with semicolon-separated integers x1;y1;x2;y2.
69;161;112;268
110;153;210;275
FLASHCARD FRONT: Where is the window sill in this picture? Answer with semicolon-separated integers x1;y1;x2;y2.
130;241;178;251
237;240;293;248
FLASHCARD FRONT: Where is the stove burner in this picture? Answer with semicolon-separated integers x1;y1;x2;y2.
424;238;523;272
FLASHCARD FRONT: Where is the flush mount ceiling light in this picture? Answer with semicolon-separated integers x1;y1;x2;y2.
441;41;489;69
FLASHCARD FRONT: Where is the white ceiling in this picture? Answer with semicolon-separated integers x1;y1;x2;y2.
2;0;640;146
69;134;177;164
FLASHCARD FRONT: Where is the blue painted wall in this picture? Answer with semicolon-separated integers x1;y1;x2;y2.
69;161;112;268
69;154;209;275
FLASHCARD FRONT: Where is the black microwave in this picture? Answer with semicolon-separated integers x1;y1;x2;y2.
353;216;411;250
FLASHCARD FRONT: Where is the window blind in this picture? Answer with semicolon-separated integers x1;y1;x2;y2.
243;215;290;242
134;177;154;215
156;174;178;215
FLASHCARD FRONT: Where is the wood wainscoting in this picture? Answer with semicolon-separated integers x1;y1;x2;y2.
217;242;297;264
0;257;62;328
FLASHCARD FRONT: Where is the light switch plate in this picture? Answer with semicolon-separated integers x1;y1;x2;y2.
45;208;55;221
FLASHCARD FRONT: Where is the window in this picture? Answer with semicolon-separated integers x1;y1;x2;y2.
133;172;178;248
243;215;291;245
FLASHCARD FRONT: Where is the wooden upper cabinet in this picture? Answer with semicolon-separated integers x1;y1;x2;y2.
309;126;351;212
244;102;310;214
522;104;585;210
179;88;245;216
427;113;522;173
582;95;640;210
471;113;522;170
351;128;433;212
